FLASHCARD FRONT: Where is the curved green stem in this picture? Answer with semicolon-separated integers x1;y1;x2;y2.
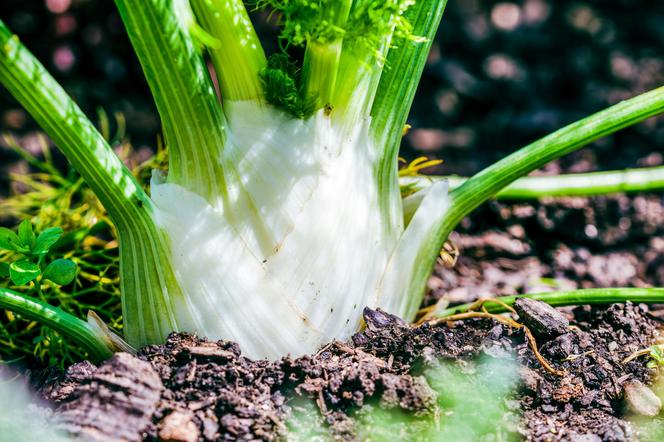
448;87;664;220
372;0;449;237
434;287;664;318
403;87;664;321
0;288;113;361
400;165;664;202
0;19;190;349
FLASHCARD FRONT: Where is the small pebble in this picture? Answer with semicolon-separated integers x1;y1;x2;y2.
624;380;662;417
158;410;200;442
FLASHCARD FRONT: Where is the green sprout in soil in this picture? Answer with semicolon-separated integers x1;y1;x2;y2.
0;1;663;365
622;344;664;368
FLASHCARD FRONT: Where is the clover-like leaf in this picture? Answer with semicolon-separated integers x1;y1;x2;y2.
17;220;35;250
0;227;26;252
42;258;77;285
9;260;40;286
33;227;64;255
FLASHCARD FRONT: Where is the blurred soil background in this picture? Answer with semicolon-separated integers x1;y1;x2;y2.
0;0;663;360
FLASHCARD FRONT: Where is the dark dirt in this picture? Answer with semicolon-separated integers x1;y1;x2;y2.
37;304;661;441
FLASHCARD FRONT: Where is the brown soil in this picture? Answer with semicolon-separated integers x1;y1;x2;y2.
36;301;661;441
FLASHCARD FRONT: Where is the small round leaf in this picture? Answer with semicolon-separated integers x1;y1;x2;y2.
33;227;64;255
0;227;24;252
9;260;40;286
43;259;77;285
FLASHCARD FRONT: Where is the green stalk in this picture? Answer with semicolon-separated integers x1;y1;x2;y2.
114;0;227;201
190;0;267;102
0;288;113;361
371;0;449;148
301;1;352;109
402;86;664;321
434;288;664;318
400;165;664;201
371;0;449;236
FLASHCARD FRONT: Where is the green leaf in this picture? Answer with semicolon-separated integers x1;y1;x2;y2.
33;227;63;255
17;220;35;250
0;227;25;252
42;259;77;285
0;262;9;278
9;260;40;285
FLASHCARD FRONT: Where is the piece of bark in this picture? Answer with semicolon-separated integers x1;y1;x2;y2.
54;352;163;442
363;308;405;331
514;297;570;338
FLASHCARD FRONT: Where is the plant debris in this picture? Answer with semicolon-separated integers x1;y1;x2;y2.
514;297;570;339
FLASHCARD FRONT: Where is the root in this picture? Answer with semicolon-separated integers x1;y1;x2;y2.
427;298;565;377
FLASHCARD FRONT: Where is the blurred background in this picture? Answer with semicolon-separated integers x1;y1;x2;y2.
1;0;662;187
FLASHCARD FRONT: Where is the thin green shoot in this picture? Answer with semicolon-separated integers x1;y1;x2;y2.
401;165;664;200
430;287;664;318
0;287;115;361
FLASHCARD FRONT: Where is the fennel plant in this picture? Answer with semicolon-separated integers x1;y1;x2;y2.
0;0;663;360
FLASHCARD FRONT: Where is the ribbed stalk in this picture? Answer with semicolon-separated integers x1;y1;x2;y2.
0;287;113;361
190;0;266;102
371;0;449;237
400;165;664;201
114;0;227;201
402;87;664;321
434;288;664;317
115;224;197;347
301;1;352;109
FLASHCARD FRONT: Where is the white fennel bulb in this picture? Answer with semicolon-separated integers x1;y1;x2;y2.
150;101;450;359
